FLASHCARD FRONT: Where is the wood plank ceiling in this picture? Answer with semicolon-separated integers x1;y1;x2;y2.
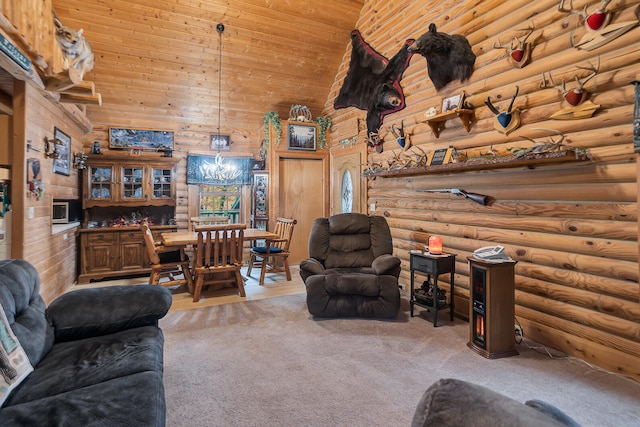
52;0;364;131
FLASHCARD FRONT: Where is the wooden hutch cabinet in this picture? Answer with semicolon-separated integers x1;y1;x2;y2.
78;154;179;283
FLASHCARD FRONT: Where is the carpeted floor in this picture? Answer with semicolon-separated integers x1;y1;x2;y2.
160;293;640;427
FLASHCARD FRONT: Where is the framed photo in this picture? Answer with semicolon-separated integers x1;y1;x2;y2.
287;123;316;151
109;127;174;150
211;134;230;150
441;92;465;113
52;127;71;176
427;147;454;166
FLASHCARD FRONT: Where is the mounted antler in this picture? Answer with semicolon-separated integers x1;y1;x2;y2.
540;56;599;106
485;85;521;135
558;0;612;31
493;23;535;67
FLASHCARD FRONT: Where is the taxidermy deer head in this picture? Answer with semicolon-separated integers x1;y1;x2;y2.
485;86;521;135
558;0;611;31
408;23;476;91
540;57;599;106
493;24;535;68
558;0;636;50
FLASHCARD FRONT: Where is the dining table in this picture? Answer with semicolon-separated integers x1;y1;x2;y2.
160;228;279;247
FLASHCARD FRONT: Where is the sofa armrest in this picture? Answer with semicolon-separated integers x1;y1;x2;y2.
411;378;581;427
299;258;326;282
372;254;401;277
46;285;172;343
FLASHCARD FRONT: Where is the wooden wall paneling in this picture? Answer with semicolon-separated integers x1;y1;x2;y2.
22;83;84;300
11;80;26;260
326;0;640;379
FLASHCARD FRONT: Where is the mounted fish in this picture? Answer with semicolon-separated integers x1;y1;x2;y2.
558;0;638;50
408;23;476;91
493;24;535;68
485;86;521;135
334;30;415;153
540;57;601;120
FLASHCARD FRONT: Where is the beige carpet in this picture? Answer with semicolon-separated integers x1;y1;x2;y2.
160;293;640;427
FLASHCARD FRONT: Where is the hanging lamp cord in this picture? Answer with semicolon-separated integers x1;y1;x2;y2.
216;23;224;152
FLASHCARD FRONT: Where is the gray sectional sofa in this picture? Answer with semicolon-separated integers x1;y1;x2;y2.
0;259;171;426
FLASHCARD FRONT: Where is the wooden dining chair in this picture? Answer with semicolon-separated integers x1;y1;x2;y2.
190;215;229;231
247;218;297;286
141;222;192;288
192;223;246;302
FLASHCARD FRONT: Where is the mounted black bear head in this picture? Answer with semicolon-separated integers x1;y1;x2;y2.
409;23;476;91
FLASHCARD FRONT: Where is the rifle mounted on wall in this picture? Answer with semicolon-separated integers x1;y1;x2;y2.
417;188;490;205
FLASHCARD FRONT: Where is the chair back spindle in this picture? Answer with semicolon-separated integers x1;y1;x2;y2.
247;218;297;286
192;223;246;301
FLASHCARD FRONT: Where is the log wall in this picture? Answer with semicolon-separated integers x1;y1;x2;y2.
325;0;640;380
0;1;85;303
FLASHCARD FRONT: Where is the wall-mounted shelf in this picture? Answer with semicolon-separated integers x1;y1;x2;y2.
363;150;590;178
423;108;474;138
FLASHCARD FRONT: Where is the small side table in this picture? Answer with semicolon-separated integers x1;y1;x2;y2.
409;252;456;326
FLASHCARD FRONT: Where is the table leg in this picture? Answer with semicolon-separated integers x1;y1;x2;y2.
449;271;455;321
410;269;415;317
433;277;439;327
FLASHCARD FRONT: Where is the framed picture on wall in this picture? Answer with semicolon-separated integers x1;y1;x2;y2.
287;123;316;151
52;127;71;176
211;134;231;150
441;92;465;113
109;127;174;150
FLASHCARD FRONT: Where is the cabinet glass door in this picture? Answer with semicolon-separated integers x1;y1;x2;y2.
121;166;145;200
88;165;114;200
151;167;173;199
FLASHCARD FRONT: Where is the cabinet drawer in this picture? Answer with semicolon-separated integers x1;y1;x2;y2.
411;256;436;274
410;254;456;274
86;232;117;243
120;230;142;241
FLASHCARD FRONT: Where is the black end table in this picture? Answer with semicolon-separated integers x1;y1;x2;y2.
409;252;456;326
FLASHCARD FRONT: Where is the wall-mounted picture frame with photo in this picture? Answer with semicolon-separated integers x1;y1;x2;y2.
109;127;174;150
211;134;231;150
52;127;71;176
427;147;454;166
441;92;465;113
287;123;316;151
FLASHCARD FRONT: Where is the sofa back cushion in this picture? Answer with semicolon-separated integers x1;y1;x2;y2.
308;213;394;269
0;260;54;367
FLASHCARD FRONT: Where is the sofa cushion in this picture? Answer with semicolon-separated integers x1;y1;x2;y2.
0;260;54;367
46;285;172;343
305;274;400;318
411;378;580;427
0;371;165;427
4;325;163;406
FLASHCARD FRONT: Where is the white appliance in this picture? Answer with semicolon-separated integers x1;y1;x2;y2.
0;211;12;260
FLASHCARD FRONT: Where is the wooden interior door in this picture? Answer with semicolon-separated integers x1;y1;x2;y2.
278;158;325;264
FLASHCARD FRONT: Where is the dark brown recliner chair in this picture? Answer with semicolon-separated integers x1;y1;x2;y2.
300;213;401;318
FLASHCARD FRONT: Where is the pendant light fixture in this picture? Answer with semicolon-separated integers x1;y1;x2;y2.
206;22;240;181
